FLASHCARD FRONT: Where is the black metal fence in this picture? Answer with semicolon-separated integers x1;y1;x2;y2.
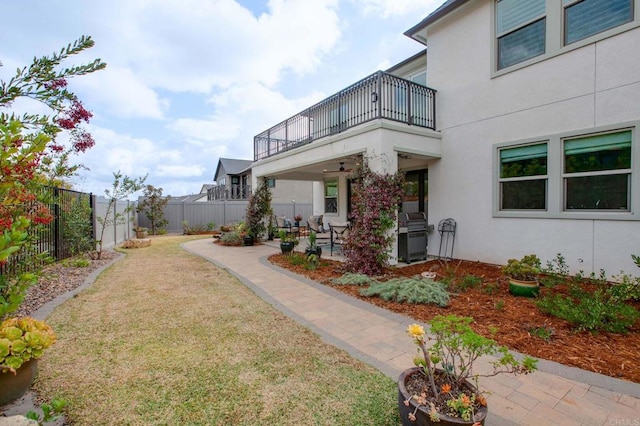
1;186;95;276
254;71;437;161
41;186;95;261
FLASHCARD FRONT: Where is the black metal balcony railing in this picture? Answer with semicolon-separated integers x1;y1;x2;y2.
207;184;251;201
254;71;436;161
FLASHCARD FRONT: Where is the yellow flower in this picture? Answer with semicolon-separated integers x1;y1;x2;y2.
406;324;425;339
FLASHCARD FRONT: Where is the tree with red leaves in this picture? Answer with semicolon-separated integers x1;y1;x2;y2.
0;36;106;319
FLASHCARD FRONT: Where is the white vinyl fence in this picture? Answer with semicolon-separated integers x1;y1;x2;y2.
92;196;137;248
136;200;313;234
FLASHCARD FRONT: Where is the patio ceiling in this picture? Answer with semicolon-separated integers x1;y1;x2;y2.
263;152;436;181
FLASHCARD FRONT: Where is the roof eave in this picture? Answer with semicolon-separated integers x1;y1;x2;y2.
404;0;470;45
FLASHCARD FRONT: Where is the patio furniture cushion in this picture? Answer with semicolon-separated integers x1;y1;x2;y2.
307;215;330;242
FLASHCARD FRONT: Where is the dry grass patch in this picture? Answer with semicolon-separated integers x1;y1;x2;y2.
34;236;398;425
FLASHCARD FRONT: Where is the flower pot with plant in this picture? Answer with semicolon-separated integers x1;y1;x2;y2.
399;315;537;425
278;230;298;255
501;254;541;297
294;214;303;227
0;317;57;405
134;226;148;239
304;231;322;258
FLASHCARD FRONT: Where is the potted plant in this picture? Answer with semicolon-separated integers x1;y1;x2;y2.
399;315;537;425
501;254;541;297
278;230;298;255
305;231;322;259
0;317;57;405
134;226;148;239
293;214;303;227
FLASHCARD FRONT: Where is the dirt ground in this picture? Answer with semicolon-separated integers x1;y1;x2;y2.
269;254;640;384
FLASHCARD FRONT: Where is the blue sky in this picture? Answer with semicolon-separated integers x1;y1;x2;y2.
1;0;441;197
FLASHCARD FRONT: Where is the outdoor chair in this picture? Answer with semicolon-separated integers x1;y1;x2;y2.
307;215;331;244
329;221;350;255
275;216;292;235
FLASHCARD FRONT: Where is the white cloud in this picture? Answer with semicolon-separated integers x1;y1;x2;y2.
356;0;442;18
101;0;342;92
167;117;242;142
76;66;168;119
156;164;205;177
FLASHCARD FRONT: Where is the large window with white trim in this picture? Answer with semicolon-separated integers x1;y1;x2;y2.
496;0;546;70
563;130;632;210
499;143;548;210
564;0;633;45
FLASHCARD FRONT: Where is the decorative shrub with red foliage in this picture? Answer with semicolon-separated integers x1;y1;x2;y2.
343;159;404;276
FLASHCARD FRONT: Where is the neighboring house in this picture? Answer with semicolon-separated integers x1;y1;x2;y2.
209;157;313;205
251;0;640;275
209;158;253;201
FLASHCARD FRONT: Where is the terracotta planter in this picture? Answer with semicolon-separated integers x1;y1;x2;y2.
398;367;486;426
135;230;148;239
508;278;539;297
0;359;38;405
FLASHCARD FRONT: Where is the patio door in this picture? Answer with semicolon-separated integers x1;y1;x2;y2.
401;169;428;216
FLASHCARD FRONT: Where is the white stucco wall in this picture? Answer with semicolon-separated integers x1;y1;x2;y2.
424;0;640;276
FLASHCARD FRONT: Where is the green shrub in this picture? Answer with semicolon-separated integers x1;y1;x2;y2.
360;276;449;307
458;275;482;291
528;326;554;342
220;231;242;246
483;281;500;295
332;273;374;286
62;196;94;255
537;290;639;334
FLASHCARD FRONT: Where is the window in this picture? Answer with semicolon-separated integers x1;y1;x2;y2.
563;130;631;210
410;71;427;86
495;126;637;219
499;143;548;210
324;180;338;214
496;0;546;69
267;178;276;188
494;0;639;73
564;0;633;45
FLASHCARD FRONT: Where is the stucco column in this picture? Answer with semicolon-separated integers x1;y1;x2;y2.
365;147;399;266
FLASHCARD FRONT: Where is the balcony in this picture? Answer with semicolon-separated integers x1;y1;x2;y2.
207;184;251;201
254;71;436;161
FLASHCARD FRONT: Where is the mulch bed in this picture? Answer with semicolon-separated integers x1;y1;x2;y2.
14;250;120;318
269;254;640;384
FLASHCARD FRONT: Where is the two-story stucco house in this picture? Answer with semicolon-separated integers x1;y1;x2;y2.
252;0;640;275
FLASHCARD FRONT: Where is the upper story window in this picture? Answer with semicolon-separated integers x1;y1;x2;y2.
496;0;546;69
564;0;633;45
410;71;427;86
495;0;638;73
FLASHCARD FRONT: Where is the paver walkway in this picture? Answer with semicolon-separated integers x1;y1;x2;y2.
183;239;640;426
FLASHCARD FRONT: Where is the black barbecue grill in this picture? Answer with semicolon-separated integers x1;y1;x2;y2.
398;212;427;263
